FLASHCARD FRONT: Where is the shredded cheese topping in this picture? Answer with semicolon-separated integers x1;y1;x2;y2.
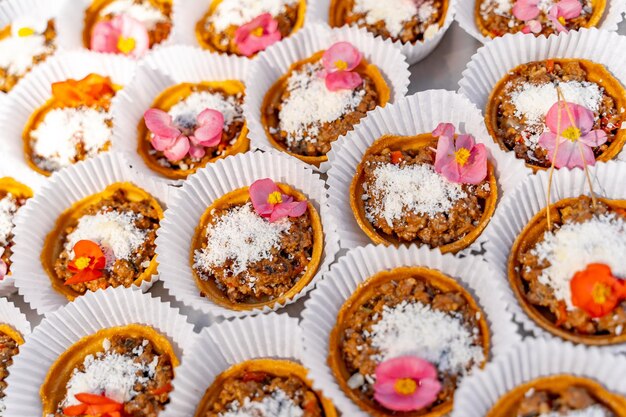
0;31;51;76
0;194;19;247
353;0;418;37
219;389;304;417
167;91;244;131
100;0;168;30
208;0;298;32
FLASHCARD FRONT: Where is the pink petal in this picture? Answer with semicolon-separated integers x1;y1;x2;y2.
374;378;441;411
234;13;282;57
269;200;308;222
150;135;177;152
434;135;455;173
512;0;540;21
90;15;149;57
522;19;542;34
325;71;363;92
455;134;476;152
538;131;558;151
556;0;583;19
548;6;569;32
163;136;190;162
118;14;149;57
376;356;439;381
432;122;455;140
439;159;462;183
322;41;363;72
545;102;594;134
459;144;489;184
580;130;607;147
90;20;120;53
194;109;224;147
188;144;206;159
144;109;181;139
0;259;6;280
249;178;281;216
552;140;579;168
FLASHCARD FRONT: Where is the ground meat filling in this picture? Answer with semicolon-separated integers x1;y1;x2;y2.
494;60;622;167
193;202;314;303
515;386;614;417
0;191;29;275
53;335;174;417
478;0;595;38
518;197;626;336
0;332;19;412
53;189;160;294
203;371;325;417
339;276;485;410
361;146;491;246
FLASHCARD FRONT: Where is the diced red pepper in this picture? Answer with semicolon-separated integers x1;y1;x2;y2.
555;301;567;327
546;59;555;74
150;383;173;396
390;151;403;164
242;371;267;382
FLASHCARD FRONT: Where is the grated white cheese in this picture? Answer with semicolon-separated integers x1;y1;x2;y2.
219;389;304;417
168;91;243;132
29;107;112;172
0;32;51;76
0;194;19;247
539;405;614;417
480;0;513;16
531;213;626;310
100;0;168;30
354;0;418;37
194;203;290;277
278;62;365;147
209;0;298;32
364;162;467;228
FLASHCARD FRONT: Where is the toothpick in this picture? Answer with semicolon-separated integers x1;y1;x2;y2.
546;89;564;231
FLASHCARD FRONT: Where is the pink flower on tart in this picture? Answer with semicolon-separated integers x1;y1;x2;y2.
512;0;541;21
234;13;282;57
90;14;149;58
321;42;363;92
538;101;607;169
549;0;584;32
433;122;488;185
522;19;543;34
373;356;442;412
249;178;308;223
144;108;224;162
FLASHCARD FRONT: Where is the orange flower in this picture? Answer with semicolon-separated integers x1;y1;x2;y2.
570;263;626;318
66;240;106;286
51;73;116;108
63;393;123;416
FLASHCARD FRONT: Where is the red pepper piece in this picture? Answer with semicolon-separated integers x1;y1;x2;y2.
390;151;403;164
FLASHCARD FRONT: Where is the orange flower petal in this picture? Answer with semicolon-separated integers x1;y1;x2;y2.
62;404;88;416
571;263;624;318
64;268;103;286
74;392;118;405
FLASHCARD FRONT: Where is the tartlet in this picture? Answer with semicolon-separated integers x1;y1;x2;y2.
138;80;249;179
41;182;163;300
0;323;24;412
485;58;626;171
350;133;497;252
261;49;390;166
194;358;337;417
40;324;178;417
0;177;33;275
328;266;490;417
190;183;323;311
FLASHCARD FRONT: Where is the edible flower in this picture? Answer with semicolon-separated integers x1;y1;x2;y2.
538;101;607;169
65;240;106;286
373;356;441;412
51;74;116;108
571;263;626;318
249;178;308;223
512;0;541;21
62;392;123;417
144;108;224;162
548;0;583;32
11;15;47;37
90;14;149;58
513;0;582;33
234;13;282;57
321;42;363;92
521;19;542;34
432;122;488;185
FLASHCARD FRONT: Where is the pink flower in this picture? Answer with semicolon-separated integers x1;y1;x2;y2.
234;13;282;57
321;42;363;92
548;0;583;32
522;19;543;34
143;108;224;162
249;178;308;223
90;14;149;58
433;122;488;185
373;356;442;412
538;101;607;169
513;0;541;21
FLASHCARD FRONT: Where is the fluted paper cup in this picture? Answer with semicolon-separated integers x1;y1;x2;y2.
156;150;340;319
306;0;456;65
11;152;171;316
0;298;31;340
483;160;626;350
326;89;528;251
243;22;410;171
452;339;626;417
301;244;520;417
4;286;196;417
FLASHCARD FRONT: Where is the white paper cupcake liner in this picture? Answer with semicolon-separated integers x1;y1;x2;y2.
306;0;456;65
243;22;410;171
163;314;304;416
452;339;626;417
10;151;171;316
300;244;520;417
483;160;626;350
4;286;196;416
326;89;529;251
0;298;31;341
111;45;250;182
456;0;626;44
0;49;136;179
156;150;340;319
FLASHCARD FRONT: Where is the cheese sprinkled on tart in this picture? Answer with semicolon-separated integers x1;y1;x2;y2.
353;0;418;37
220;389;304;417
0;195;19;247
0;33;51;76
167;91;244;131
208;0;299;32
100;0;168;30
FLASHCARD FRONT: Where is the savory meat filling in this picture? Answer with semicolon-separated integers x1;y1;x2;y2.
0;191;29;274
515;386;614;417
0;331;19;413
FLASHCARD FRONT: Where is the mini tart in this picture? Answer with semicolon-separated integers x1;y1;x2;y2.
350;134;497;252
40;324;178;417
509;195;626;345
195;0;306;56
0;177;33;273
0;324;23;410
83;0;173;49
194;358;337;417
475;0;606;39
190;183;323;311
137;81;249;180
329;266;490;417
485;58;626;171
261;50;390;166
41;182;164;301
486;375;626;417
329;0;449;43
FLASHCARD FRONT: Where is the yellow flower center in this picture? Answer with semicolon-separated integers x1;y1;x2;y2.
74;256;91;271
335;60;348;71
558;16;567;25
592;282;612;305
117;37;136;54
17;27;35;37
268;191;283;204
561;126;581;142
394;378;418;396
251;26;264;37
454;148;471;166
